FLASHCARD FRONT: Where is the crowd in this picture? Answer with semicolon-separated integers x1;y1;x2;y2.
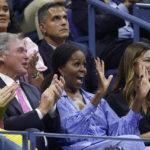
0;0;150;149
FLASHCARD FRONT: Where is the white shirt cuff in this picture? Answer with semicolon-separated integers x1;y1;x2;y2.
48;104;57;118
36;108;43;119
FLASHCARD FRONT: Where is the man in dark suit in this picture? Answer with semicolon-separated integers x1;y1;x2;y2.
37;2;98;93
0;32;65;150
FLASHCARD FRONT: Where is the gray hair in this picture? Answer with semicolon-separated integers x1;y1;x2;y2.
0;32;23;54
38;2;64;24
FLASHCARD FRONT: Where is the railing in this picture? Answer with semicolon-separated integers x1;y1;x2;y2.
30;132;150;150
0;130;28;150
1;131;150;149
133;3;150;42
87;0;150;58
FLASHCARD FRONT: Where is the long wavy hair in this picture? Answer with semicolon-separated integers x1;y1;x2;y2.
112;42;150;108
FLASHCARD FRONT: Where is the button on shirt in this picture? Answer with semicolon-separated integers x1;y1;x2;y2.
57;89;143;150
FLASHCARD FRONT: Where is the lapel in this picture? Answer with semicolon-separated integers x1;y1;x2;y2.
0;77;23;113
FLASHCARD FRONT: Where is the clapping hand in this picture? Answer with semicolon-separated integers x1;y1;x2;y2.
0;83;18;107
0;83;18;119
38;74;65;116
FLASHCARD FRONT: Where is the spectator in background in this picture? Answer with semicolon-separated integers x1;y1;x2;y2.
72;0;128;70
71;0;150;70
9;0;67;42
105;42;150;139
0;0;20;33
109;0;150;41
37;2;98;93
22;37;47;89
42;43;147;150
0;32;65;150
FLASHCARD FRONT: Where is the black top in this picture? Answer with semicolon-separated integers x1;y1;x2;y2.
105;89;150;134
104;89;129;117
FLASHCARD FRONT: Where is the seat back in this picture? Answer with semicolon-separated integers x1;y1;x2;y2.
67;9;89;45
133;3;150;42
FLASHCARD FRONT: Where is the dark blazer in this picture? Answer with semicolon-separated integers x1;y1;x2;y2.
37;39;98;93
0;78;49;131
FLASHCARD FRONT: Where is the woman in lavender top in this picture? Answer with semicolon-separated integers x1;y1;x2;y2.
43;43;149;150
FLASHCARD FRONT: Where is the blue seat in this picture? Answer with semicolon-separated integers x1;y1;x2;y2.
133;3;150;42
67;9;89;45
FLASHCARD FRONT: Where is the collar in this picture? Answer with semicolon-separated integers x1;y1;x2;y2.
47;43;56;50
61;88;94;100
0;73;20;85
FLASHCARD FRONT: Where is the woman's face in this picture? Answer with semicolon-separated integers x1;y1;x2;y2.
137;50;150;75
60;50;87;91
0;0;10;32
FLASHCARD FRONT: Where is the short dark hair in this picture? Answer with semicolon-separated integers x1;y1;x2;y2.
52;43;82;77
38;2;64;24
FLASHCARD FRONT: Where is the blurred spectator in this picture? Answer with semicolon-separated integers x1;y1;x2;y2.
22;37;47;89
71;0;150;70
0;0;21;33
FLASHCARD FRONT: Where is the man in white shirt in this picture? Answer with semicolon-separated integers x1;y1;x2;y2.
0;32;65;150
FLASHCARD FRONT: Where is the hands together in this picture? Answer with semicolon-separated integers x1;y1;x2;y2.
38;74;65;116
0;83;18;107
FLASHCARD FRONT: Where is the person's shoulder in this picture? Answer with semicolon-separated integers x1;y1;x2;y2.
36;39;53;52
36;39;46;47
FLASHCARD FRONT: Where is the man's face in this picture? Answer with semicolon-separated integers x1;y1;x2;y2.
4;38;28;77
41;5;69;40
